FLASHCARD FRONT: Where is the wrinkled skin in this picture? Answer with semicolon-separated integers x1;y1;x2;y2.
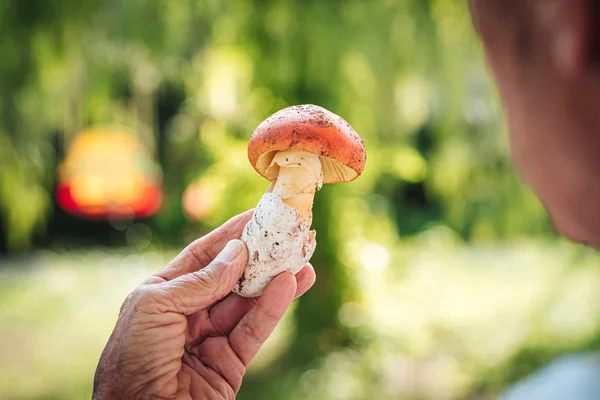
93;210;316;400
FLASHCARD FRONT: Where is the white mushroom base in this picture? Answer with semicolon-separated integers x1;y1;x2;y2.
233;192;316;298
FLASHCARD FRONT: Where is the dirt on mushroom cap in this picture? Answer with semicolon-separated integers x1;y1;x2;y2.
247;105;366;184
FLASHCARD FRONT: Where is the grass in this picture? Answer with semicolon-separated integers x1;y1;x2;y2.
0;238;599;399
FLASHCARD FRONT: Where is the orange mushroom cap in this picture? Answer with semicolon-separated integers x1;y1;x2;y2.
248;105;367;184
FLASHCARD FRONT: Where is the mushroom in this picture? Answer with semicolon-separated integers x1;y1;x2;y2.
233;104;367;298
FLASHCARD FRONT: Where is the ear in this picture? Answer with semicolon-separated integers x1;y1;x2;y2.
531;0;593;77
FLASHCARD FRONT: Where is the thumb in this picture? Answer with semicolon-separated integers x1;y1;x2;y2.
160;240;248;314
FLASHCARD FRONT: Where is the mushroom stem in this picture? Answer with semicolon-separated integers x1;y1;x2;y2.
267;151;323;221
233;150;322;297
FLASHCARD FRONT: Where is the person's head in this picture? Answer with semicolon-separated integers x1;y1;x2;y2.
470;0;600;247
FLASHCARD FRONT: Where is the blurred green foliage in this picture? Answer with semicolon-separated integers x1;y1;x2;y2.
1;0;599;399
0;0;553;251
2;242;600;399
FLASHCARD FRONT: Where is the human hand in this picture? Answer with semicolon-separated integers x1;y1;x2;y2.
92;210;316;399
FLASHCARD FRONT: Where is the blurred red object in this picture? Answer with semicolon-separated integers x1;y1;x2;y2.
182;182;215;222
56;127;163;219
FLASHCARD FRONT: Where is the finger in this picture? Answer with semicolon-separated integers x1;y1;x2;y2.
229;272;296;366
159;240;248;314
154;209;254;281
205;264;316;338
293;263;316;299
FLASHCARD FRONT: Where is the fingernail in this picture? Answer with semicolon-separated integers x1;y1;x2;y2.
217;240;243;263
